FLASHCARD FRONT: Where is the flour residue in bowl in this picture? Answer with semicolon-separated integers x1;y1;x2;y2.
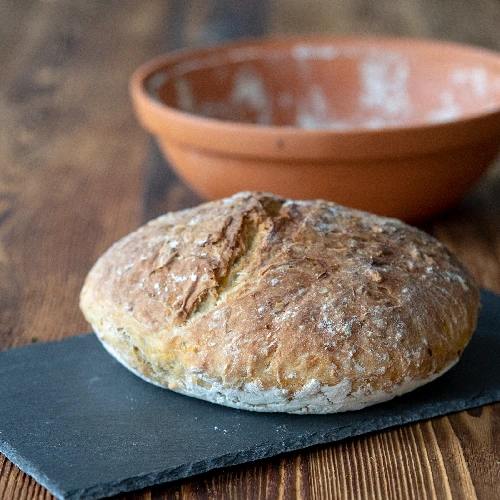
296;50;413;130
166;44;500;130
230;67;272;125
174;66;272;125
175;77;194;112
359;52;411;119
296;85;347;130
427;91;462;124
452;67;489;98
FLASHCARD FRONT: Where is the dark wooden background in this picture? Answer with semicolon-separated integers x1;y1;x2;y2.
1;1;499;498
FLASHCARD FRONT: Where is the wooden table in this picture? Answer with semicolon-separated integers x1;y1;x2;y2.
1;1;499;498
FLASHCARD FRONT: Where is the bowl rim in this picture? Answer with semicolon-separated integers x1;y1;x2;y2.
130;35;500;160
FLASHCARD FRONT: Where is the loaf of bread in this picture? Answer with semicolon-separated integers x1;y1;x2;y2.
80;192;480;413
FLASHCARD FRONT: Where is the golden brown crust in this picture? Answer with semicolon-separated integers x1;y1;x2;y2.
80;192;480;413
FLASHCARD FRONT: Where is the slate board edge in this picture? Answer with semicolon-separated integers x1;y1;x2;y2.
0;439;67;500
14;391;496;500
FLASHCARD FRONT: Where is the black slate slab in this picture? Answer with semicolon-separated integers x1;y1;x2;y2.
1;289;500;500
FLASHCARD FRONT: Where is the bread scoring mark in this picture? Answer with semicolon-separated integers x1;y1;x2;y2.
185;213;265;323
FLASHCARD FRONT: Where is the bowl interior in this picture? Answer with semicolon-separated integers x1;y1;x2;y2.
151;39;500;130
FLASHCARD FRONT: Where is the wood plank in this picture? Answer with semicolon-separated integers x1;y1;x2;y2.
0;0;37;85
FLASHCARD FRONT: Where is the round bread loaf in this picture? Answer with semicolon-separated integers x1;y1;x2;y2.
80;192;480;414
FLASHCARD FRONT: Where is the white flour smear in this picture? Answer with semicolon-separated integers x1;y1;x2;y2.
167;45;500;129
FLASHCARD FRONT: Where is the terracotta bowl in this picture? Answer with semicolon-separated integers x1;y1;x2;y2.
130;36;500;222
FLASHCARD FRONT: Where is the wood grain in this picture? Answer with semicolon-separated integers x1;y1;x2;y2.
1;0;500;499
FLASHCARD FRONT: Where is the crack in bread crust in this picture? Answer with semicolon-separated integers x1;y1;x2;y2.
189;213;264;322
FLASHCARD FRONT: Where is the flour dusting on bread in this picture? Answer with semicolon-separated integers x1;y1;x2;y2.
80;192;480;413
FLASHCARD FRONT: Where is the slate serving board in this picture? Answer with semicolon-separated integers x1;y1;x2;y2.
1;289;500;500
